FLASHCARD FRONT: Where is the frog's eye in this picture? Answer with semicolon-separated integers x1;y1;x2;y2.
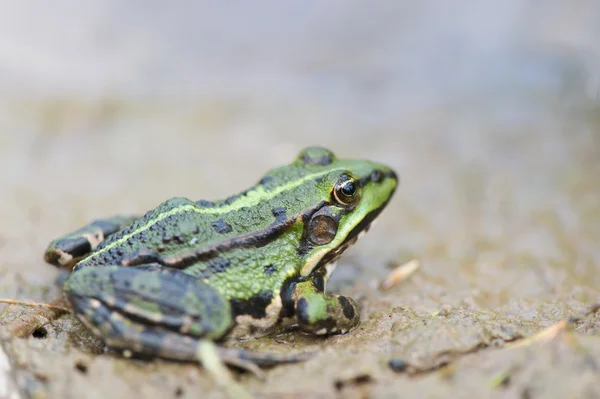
332;175;360;208
298;147;335;166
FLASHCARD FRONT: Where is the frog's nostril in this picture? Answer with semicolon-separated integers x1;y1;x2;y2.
370;170;383;183
386;169;398;182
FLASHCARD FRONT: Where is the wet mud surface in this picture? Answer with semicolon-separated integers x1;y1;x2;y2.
1;2;600;398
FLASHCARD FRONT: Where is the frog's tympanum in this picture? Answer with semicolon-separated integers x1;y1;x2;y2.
44;147;397;369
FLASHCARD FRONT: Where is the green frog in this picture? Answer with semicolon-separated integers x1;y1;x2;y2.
44;147;397;372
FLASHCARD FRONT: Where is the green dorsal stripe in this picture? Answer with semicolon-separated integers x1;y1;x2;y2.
84;168;339;261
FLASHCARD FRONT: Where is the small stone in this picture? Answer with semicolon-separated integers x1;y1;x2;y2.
388;358;408;373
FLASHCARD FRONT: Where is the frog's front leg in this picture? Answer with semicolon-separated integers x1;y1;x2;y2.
292;279;361;335
44;215;138;269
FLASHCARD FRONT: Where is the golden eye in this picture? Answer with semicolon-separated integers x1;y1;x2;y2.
333;176;360;208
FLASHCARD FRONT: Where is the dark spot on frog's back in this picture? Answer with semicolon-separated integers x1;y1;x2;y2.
206;258;230;274
196;199;215;208
91;219;124;236
224;193;244;206
263;264;277;276
258;175;274;186
211;218;233;234
230;290;274;319
314;175;326;184
271;207;286;222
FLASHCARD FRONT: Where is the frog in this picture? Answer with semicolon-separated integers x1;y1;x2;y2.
43;147;397;373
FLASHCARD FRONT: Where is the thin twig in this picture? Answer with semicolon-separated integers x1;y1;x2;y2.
380;259;420;291
0;299;71;313
506;302;600;350
1;296;70;338
506;320;568;349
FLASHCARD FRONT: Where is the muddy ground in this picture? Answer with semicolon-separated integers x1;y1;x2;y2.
1;2;600;398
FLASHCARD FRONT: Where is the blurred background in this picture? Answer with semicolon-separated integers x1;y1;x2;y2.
1;1;600;397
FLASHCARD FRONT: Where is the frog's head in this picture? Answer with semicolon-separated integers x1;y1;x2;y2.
265;147;398;277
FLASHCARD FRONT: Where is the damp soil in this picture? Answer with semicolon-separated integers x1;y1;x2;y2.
2;3;600;398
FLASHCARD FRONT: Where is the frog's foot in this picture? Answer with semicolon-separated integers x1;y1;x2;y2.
44;215;139;269
292;280;361;335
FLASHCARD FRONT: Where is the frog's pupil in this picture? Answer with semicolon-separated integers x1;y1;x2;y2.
342;181;356;196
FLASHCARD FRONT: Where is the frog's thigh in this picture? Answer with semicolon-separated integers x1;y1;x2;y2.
44;215;139;268
64;264;233;361
293;280;360;335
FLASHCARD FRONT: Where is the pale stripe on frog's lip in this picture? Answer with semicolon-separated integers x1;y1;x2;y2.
324;262;338;281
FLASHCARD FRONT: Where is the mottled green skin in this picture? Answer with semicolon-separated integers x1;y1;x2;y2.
45;147;397;362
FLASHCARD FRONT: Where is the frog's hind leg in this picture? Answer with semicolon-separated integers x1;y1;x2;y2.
6;216;139;337
63;265;302;373
63;265;234;356
64;264;253;396
44;215;139;269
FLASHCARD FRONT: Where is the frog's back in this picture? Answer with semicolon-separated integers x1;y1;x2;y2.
76;197;232;268
75;192;298;272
